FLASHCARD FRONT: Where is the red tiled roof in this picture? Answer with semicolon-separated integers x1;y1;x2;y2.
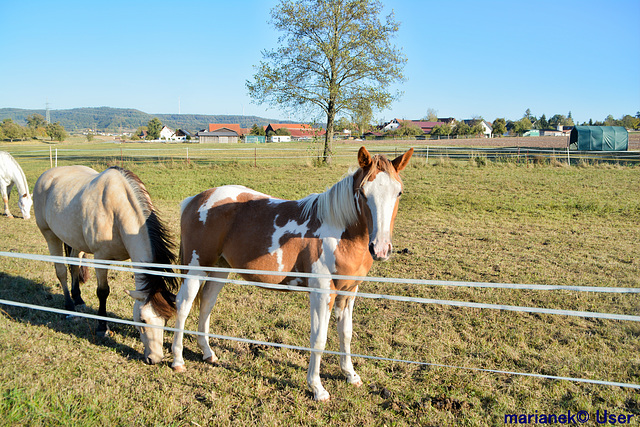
208;123;243;134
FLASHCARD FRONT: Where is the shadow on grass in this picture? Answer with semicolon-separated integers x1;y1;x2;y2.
0;271;142;361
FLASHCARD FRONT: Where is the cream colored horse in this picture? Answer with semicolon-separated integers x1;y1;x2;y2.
0;151;32;219
33;165;178;363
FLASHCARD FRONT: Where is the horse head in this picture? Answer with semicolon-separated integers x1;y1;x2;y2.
355;146;413;261
19;193;32;219
127;289;174;365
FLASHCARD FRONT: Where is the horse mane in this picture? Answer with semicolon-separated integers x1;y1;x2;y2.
108;166;179;319
297;154;394;229
298;172;359;229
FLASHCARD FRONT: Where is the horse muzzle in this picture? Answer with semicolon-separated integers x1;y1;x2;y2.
144;353;164;365
369;240;393;261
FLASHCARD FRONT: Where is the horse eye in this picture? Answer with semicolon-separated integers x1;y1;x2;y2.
398;191;403;197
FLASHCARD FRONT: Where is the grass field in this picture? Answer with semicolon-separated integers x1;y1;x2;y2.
1;141;639;426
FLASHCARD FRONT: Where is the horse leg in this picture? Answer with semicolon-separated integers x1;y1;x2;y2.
1;185;12;218
94;266;111;337
334;293;363;387
197;273;227;364
67;248;86;308
171;270;206;372
307;288;332;402
42;230;74;313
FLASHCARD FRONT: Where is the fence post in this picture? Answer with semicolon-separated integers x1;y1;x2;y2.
186;147;189;165
426;146;429;164
567;147;570;166
55;149;58;167
49;146;52;168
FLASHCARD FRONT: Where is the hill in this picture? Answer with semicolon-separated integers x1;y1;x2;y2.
0;107;290;133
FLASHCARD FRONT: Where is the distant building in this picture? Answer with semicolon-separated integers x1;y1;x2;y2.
197;127;239;144
208;123;245;135
406;120;445;135
462;119;493;138
175;129;194;142
159;125;176;140
264;123;325;140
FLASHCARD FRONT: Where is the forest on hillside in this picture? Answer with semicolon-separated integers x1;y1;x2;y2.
0;107;287;133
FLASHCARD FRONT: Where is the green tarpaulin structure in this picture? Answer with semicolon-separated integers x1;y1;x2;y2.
569;126;628;151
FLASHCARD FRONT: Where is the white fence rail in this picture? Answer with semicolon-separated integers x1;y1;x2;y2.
1;250;639;390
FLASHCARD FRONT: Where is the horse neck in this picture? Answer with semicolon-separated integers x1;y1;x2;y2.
342;196;370;245
10;162;29;196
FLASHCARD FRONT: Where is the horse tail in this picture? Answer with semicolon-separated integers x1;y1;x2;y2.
63;243;89;284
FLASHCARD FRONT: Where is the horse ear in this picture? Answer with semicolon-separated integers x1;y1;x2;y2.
392;148;414;172
126;289;148;302
358;146;372;168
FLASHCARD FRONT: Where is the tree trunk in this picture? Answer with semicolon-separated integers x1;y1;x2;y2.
323;99;335;164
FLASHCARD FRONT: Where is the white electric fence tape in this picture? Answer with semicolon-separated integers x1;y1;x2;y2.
1;250;639;390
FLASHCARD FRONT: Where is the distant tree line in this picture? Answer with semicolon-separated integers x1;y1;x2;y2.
0;107;292;134
0;114;67;142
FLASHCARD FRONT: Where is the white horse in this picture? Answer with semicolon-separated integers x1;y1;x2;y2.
0;151;32;219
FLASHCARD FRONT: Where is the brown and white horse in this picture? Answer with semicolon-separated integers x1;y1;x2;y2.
172;146;413;401
0;151;32;219
33;165;178;363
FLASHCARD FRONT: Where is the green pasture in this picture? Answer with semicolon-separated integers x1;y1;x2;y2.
0;141;639;426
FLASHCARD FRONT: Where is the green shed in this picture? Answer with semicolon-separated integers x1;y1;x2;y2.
569;126;628;151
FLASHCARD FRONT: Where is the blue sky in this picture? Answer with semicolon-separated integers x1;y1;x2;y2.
1;0;638;124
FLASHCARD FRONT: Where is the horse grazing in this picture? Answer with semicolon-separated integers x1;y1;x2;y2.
0;151;33;219
33;165;178;363
172;146;413;401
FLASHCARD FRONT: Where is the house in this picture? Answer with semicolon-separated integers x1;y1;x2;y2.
539;128;564;137
208;123;244;135
159;126;176;140
175;129;194;142
381;118;401;132
406;120;445;135
462;119;493;138
197;127;239;144
264;123;325;140
270;135;292;143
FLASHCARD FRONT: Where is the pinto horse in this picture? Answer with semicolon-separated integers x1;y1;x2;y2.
0;151;33;219
172;146;413;401
33;165;178;363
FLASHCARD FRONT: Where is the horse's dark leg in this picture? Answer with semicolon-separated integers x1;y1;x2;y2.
42;231;75;313
66;247;86;308
94;267;111;337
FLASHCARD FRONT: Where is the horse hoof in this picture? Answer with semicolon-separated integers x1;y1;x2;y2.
315;392;330;402
204;356;218;364
96;328;112;338
173;365;187;373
